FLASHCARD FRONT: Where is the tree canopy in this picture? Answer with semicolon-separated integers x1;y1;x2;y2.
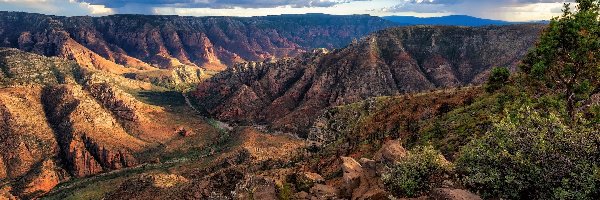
521;0;600;120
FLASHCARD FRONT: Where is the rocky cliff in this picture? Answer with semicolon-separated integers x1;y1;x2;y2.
0;48;214;198
192;24;545;136
0;12;395;72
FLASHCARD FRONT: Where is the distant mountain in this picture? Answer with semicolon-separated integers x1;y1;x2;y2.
0;12;395;72
192;24;545;136
384;15;513;26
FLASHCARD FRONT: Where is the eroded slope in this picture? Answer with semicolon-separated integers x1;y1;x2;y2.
192;25;544;136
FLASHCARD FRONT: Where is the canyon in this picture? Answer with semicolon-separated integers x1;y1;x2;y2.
1;11;580;200
192;24;545;136
0;48;222;199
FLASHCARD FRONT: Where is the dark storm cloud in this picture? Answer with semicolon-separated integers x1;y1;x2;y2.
76;0;368;8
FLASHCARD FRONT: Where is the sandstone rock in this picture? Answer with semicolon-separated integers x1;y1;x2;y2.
341;157;363;186
430;188;482;200
304;172;325;183
234;175;278;200
373;140;408;164
352;159;388;200
340;157;390;200
42;85;145;177
0;87;59;181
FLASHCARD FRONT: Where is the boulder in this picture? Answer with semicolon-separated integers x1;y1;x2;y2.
341;157;390;200
341;157;363;184
373;140;407;164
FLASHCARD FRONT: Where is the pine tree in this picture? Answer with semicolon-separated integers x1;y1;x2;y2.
521;0;600;121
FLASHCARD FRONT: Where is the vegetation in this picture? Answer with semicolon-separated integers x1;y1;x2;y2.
485;67;511;92
379;2;600;199
277;183;293;200
382;146;451;197
454;1;600;199
456;106;600;199
521;0;600;120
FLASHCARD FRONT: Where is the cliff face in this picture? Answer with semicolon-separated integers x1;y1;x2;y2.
192;25;545;136
0;48;202;198
0;12;395;72
41;84;146;177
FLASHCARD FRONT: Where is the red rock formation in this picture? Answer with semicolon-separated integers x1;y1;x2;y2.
16;159;68;199
0;48;202;198
41;85;146;177
0;12;394;71
192;25;544;136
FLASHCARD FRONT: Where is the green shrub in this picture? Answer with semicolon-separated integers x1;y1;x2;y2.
456;106;600;199
382;146;451;197
485;67;510;93
278;183;293;200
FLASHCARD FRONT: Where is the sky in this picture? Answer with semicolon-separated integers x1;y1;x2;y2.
0;0;576;22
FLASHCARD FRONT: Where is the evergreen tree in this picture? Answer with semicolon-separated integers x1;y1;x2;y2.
521;0;600;121
486;67;511;93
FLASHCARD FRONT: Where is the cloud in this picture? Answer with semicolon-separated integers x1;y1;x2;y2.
0;0;113;15
75;0;368;9
382;0;576;21
0;0;575;21
384;0;574;12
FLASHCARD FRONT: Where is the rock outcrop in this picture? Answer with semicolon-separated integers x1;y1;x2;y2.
42;84;146;177
373;140;408;164
13;159;68;199
193;25;544;136
339;157;389;200
295;172;326;191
